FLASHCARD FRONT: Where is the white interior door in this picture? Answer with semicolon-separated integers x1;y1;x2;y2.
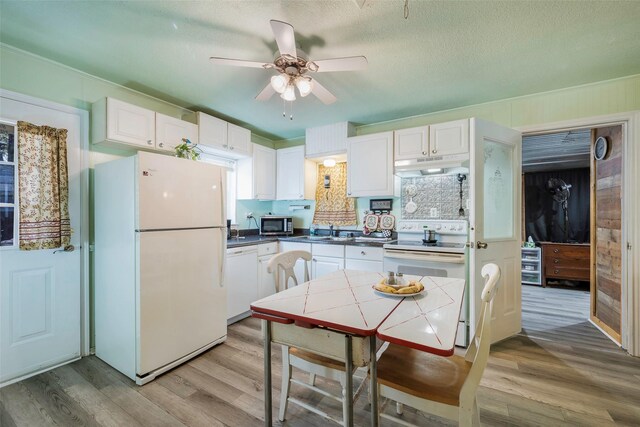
0;93;83;385
469;118;522;344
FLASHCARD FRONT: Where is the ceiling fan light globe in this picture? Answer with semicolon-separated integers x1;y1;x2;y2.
270;75;288;94
295;77;313;97
281;85;296;101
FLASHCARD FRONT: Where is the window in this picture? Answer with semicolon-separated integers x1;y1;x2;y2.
198;147;236;223
0;121;17;247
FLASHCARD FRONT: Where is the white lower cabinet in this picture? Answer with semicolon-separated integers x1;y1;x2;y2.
257;242;278;299
225;246;258;321
345;245;384;273
311;244;345;279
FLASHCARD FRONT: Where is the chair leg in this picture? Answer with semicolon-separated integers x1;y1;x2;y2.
396;402;404;415
308;373;316;386
339;376;349;427
472;400;481;427
278;346;292;422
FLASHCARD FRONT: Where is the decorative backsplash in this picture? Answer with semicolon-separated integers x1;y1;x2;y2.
400;175;470;220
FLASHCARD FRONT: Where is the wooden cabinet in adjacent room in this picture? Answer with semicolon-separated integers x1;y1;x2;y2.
541;242;590;287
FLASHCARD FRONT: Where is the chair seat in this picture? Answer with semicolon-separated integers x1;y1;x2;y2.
377;344;472;407
290;347;346;372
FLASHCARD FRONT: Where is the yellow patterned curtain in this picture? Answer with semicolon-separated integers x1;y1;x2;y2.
312;162;356;225
17;121;70;250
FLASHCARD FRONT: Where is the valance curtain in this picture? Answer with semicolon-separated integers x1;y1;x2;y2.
312;162;357;225
17;121;70;250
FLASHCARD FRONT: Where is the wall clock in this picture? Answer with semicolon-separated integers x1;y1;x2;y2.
594;136;608;160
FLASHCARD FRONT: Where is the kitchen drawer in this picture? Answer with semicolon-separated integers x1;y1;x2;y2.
542;243;589;259
544;256;590;269
345;245;383;262
227;245;257;256
279;241;312;253
258;242;278;257
312;244;345;258
545;266;590;281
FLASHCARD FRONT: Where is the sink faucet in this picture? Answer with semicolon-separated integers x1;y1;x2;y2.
329;224;336;237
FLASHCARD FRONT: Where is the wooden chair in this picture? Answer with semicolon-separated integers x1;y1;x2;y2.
375;263;501;426
268;250;361;426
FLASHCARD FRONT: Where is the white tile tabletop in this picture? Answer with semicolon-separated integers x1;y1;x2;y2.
376;275;465;356
250;270;403;336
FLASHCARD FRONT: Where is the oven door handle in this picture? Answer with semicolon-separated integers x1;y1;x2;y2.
383;249;465;264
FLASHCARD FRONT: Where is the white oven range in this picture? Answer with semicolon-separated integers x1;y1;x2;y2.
383;219;469;347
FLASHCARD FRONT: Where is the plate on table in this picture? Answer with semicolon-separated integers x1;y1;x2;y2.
373;287;426;298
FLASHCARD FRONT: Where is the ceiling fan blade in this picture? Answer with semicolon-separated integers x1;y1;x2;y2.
255;83;276;101
310;79;337;105
311;56;368;72
210;57;269;69
270;20;297;60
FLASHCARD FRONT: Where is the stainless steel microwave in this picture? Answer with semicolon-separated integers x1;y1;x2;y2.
260;216;293;236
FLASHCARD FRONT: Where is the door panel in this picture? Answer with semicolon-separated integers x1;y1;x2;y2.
137;228;226;375
0;95;82;384
137;152;225;229
470;118;522;344
591;126;623;343
107;98;155;148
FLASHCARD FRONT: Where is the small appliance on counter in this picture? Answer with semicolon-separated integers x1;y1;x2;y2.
260;215;293;236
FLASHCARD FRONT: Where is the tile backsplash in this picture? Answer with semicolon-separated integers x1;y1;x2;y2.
401;175;469;220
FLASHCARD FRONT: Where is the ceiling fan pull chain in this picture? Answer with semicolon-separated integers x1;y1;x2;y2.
290;100;294;120
404;0;409;19
282;98;286;118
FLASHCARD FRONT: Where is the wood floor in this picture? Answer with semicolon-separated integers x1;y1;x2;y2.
2;285;639;426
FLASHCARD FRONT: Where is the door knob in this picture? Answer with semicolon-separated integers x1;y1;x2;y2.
476;241;488;249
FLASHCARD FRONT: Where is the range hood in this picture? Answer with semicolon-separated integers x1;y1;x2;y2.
394;153;470;177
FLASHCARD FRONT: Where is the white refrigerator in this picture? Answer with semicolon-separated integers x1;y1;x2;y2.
95;151;227;385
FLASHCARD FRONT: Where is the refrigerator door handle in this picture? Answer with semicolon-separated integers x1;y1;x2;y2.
219;169;227;288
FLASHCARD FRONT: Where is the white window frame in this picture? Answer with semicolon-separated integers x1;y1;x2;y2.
0;119;18;250
198;146;237;223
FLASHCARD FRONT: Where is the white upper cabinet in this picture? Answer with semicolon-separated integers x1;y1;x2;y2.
92;98;156;149
394;126;429;160
237;143;276;200
197;112;251;158
429;119;469;156
276;146;317;200
346;132;394;197
227;123;252;157
394;119;469;160
305;121;355;159
155;113;198;153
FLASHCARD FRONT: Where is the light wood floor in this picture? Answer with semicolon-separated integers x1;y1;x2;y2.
2;285;639;426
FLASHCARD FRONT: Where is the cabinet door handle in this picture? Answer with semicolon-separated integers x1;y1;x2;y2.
553;248;559;253
554;259;559;264
554;269;560;274
299;194;303;198
230;146;235;150
147;140;153;145
432;149;437;154
223;144;228;148
347;192;352;196
477;241;488;249
422;151;427;155
159;142;164;147
312;258;317;262
361;251;366;255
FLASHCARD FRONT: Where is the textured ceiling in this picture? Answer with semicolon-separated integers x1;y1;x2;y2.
1;1;640;140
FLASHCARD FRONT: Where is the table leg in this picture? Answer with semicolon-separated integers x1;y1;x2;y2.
369;335;378;427
344;334;353;427
263;319;272;427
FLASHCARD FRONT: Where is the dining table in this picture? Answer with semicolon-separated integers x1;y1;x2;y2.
250;269;466;427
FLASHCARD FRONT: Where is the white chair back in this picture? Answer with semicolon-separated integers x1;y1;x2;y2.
267;250;311;292
461;263;501;397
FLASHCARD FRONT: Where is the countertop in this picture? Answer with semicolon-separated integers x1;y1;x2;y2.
226;234;393;249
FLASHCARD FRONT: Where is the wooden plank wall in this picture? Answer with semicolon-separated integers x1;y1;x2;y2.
591;126;623;342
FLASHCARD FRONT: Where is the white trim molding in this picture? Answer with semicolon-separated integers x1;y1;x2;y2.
518;111;640;357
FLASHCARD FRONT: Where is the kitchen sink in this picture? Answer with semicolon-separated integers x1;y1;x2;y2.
330;236;355;242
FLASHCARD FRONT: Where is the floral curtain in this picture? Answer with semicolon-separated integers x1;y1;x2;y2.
17;121;70;250
312;162;357;225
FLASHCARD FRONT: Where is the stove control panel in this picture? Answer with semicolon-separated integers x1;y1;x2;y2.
396;220;468;235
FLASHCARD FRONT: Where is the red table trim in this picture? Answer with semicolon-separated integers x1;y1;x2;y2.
376;332;455;357
251;311;294;325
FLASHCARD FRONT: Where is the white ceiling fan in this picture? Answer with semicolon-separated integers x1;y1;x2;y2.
210;20;367;105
